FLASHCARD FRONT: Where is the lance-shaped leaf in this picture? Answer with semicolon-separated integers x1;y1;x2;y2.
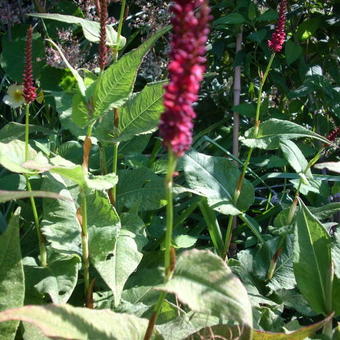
252;313;334;339
92;26;169;120
293;199;333;315
0;190;71;203
29;13;126;48
0;208;24;340
183;150;254;215
240;119;330;150
0;304;151;340
158;249;253;328
95;81;165;143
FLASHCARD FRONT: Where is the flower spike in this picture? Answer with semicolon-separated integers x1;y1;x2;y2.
268;0;287;53
23;25;37;104
159;0;211;157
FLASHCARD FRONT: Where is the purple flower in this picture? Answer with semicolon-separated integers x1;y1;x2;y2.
268;0;287;53
159;0;211;157
23;26;37;104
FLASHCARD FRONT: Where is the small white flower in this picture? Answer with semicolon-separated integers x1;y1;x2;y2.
3;84;25;108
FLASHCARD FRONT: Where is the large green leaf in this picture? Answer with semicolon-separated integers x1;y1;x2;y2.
0;140;48;174
0;304;150;340
117;168;166;211
252;313;333;339
293;200;333;315
240;119;330;150
111;213;148;307
183;150;254;215
92;27;169;120
95;81;165;143
159;249;253;328
24;254;80;304
0;208;25;340
88;191;121;292
41;173;81;255
29;13;126;48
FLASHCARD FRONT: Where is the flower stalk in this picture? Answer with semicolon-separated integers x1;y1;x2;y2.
99;0;108;71
223;0;288;259
23;26;47;267
144;1;210;338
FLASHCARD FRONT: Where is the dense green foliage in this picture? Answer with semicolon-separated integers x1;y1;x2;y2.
0;0;339;339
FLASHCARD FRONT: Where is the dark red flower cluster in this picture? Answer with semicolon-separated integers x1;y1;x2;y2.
159;0;211;157
327;127;340;142
23;26;37;104
99;0;108;70
268;0;287;53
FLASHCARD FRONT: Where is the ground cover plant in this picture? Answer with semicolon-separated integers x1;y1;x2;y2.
0;0;339;339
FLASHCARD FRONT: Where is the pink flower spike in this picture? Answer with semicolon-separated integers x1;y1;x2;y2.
23;26;37;104
268;0;287;53
159;0;211;157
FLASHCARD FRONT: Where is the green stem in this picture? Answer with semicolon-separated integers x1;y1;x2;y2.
80;189;90;306
25;104;30;161
164;150;177;279
110;142;119;204
24;103;47;267
223;54;275;258
26;176;47;267
144;150;177;340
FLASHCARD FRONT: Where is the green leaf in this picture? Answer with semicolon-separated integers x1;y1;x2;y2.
117;168;166;211
92;26;169;119
293;200;333;315
88;191;121;292
252;313;333;339
285;40;303;65
95;81;165;143
25;254;80;304
71;91;89;127
29;13;126;49
0;140;48;174
86;173;118;190
279;140;312;178
111;213;148;307
0;208;25;340
0;123;50;143
159;249;253;327
183;150;254;215
214;13;246;27
240;119;330;150
232;103;256;118
256;9;277;22
41;173;81;255
0;304;151;340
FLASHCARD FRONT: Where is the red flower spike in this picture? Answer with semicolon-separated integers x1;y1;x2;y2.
23;26;37;104
268;0;287;53
99;0;108;70
159;0;211;157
